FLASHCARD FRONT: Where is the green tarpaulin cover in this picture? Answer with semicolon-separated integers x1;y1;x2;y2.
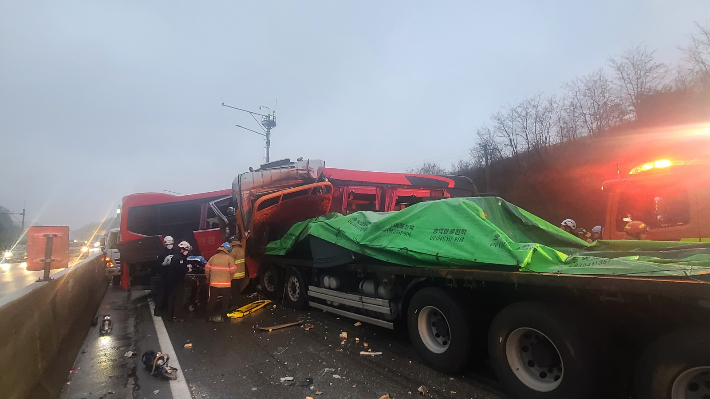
265;197;710;277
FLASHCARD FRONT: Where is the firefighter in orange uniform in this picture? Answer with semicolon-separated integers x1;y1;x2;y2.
228;236;249;295
205;242;237;322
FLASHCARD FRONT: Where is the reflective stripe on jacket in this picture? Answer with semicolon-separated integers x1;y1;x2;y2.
229;245;246;279
206;251;237;287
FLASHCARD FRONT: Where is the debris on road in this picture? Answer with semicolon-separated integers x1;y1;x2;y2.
451;390;457;394
298;377;314;386
379;395;391;399
363;343;369;348
354;321;362;326
153;389;159;394
339;332;347;339
142;350;178;380
99;315;113;335
275;346;289;354
303;323;315;330
418;385;429;396
360;351;382;356
123;351;135;357
316;391;323;395
69;369;78;373
355;337;359;342
183;343;193;349
259;321;302;331
227;300;272;318
280;376;294;382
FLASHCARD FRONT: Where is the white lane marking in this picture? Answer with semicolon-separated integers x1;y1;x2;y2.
149;300;192;399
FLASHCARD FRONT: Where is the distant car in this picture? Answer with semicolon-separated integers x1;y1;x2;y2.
102;229;122;283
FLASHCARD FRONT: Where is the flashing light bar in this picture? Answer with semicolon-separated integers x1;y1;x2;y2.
629;159;680;175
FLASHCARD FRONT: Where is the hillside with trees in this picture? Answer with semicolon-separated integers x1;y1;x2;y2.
415;22;710;231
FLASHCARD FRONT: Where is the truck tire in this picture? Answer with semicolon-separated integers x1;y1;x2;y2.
488;301;599;399
259;264;281;299
635;328;710;399
283;266;307;310
407;287;473;373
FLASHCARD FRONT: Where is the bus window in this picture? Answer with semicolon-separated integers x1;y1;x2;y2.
126;204;159;236
616;186;690;231
159;201;201;232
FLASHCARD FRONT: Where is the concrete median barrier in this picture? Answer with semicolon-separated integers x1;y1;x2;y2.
0;253;109;399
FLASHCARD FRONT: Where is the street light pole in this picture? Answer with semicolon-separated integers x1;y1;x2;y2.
222;102;277;164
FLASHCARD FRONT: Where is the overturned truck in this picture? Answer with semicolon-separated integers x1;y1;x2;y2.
229;159;710;399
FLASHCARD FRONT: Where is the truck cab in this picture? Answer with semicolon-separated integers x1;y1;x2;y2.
103;228;122;283
602;159;710;241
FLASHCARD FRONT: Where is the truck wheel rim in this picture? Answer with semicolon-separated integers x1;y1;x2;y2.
671;366;710;399
417;306;450;354
287;275;300;302
263;269;276;292
505;327;564;392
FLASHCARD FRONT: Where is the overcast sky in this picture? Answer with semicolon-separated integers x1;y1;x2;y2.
1;1;708;229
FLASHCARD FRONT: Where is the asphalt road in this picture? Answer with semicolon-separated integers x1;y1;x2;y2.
0;250;98;298
165;294;509;399
60;285;510;399
0;261;63;297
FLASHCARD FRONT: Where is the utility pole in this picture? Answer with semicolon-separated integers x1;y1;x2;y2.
222;102;277;164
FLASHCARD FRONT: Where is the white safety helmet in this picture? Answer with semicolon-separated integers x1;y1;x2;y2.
592;225;602;234
163;236;174;245
178;241;191;251
561;219;577;230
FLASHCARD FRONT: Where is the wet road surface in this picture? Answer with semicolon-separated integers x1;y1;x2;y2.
0;261;63;297
0;250;98;298
166;294;508;399
61;286;509;399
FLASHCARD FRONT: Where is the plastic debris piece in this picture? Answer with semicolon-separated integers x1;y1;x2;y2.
324;368;335;373
70;369;78;374
355;337;359;342
354;322;362;326
316;392;323;395
339;332;347;339
363;343;369;348
418;385;429;396
298;377;314;387
123;351;135;357
379;395;391;399
360;351;382;356
333;374;341;379
451;391;456;394
184;343;193;349
153;389;160;394
252;388;257;391
303;324;315;330
280;376;294;382
306;397;314;399
259;321;302;331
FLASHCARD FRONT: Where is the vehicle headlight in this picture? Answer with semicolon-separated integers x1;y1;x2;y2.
3;251;11;258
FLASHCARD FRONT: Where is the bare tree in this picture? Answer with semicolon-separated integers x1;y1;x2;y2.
491;105;520;157
410;162;448;175
471;124;504;167
609;43;668;118
564;69;624;135
681;21;710;87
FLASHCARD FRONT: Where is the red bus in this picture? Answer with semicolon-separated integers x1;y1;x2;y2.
117;189;231;286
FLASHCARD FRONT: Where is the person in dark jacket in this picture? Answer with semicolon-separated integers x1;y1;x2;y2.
166;241;191;321
155;236;176;316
